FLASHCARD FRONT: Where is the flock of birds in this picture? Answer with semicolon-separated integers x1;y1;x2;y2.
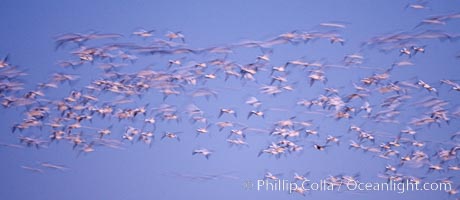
1;4;460;198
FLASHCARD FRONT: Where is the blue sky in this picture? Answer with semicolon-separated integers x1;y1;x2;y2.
1;0;460;200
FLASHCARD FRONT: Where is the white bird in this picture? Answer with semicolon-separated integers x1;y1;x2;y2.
192;148;213;159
